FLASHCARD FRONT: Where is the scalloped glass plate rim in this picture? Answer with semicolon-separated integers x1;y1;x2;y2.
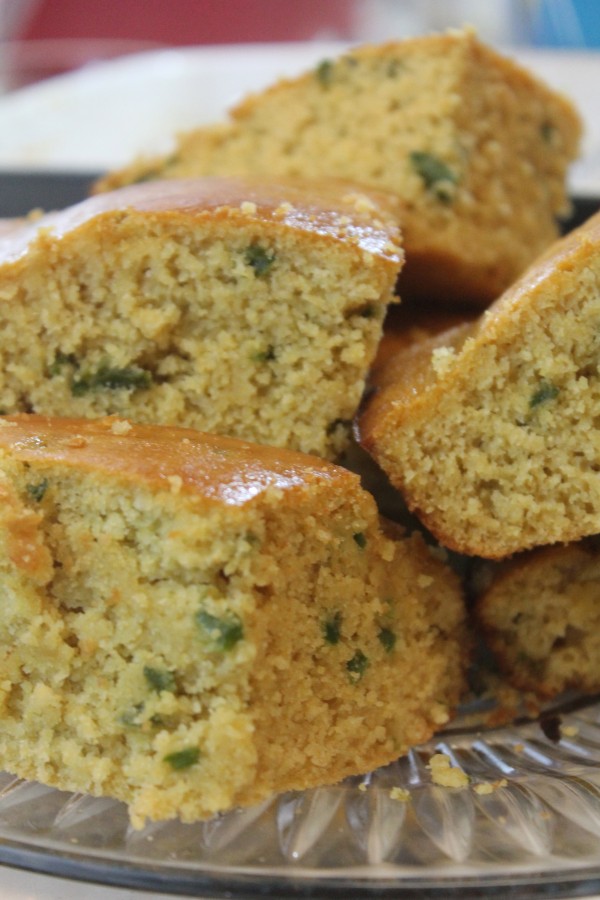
3;690;600;897
2;808;600;899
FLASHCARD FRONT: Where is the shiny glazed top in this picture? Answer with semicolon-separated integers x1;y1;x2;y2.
0;176;403;265
0;415;357;507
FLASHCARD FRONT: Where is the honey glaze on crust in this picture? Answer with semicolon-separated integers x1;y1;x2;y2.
0;414;354;506
0;177;403;266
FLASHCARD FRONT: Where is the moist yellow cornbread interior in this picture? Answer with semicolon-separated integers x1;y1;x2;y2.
0;185;400;460
477;541;600;698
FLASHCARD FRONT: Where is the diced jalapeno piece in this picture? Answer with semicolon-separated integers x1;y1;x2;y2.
410;151;458;200
529;381;559;409
245;245;276;277
540;121;555;143
378;627;396;653
143;666;177;693
346;650;369;682
315;59;334;87
26;478;48;502
49;351;78;376
251;345;276;362
323;611;342;645
119;702;145;727
71;365;152;396
196;610;244;651
163;746;200;770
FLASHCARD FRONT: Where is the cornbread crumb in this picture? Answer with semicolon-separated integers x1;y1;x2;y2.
430;703;451;726
274;202;294;217
342;193;378;215
428;753;469;788
389;786;410;802
473;779;507;795
166;474;183;494
0;414;467;826
65;435;87;448
561;724;579;738
431;345;456;378
109;418;133;435
428;545;450;563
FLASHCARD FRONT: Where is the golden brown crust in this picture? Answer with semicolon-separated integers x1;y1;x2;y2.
0;477;53;584
0;415;356;506
359;322;476;455
230;32;580;127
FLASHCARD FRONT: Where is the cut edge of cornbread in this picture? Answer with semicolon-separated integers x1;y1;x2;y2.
358;209;600;558
0;177;402;460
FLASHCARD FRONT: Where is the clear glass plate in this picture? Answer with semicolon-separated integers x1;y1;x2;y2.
2;696;600;897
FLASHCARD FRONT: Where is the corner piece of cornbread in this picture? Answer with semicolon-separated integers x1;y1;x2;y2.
0;415;466;827
357;209;600;558
0;176;402;460
95;29;581;306
475;539;600;698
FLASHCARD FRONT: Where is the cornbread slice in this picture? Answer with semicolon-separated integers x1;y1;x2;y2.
0;414;466;826
357;209;600;559
0;176;402;460
95;29;581;306
476;539;600;698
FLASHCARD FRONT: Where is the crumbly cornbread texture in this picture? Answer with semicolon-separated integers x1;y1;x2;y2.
95;29;581;306
476;539;600;698
0;415;466;826
357;210;600;559
0;177;402;460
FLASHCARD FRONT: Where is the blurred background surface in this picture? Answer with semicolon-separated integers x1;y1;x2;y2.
8;0;600;48
1;0;600;93
0;0;598;188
